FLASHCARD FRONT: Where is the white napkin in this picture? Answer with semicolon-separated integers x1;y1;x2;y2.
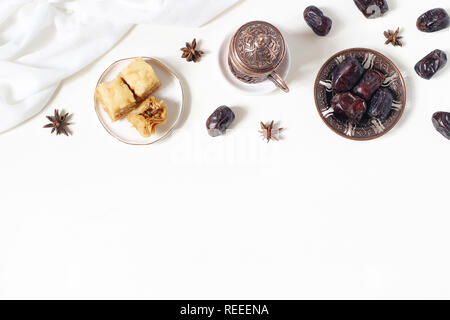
0;0;239;133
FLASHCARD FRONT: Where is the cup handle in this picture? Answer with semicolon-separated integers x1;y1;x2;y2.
268;71;289;93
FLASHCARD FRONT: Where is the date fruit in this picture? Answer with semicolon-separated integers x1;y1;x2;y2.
304;6;332;36
331;57;365;93
367;88;393;120
353;69;386;100
417;8;450;33
331;92;367;123
432;112;450;140
353;0;389;19
414;49;447;80
206;105;235;137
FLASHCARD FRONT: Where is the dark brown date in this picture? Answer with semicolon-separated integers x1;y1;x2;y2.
206;106;235;137
414;49;447;80
304;6;332;36
367;88;393;120
353;69;386;100
331;92;367;123
331;57;364;93
417;8;450;33
432;112;450;140
353;0;389;19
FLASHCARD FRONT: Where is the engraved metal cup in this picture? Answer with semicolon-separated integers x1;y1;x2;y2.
228;21;289;93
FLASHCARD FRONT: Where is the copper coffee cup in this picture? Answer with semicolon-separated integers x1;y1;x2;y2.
228;21;289;93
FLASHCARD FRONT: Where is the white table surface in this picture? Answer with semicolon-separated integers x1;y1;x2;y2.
1;0;450;299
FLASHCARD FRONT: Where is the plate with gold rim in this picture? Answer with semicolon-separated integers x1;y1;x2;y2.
94;57;184;145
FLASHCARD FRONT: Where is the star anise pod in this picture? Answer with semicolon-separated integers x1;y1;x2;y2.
43;109;72;136
259;121;283;143
181;38;204;62
384;27;403;47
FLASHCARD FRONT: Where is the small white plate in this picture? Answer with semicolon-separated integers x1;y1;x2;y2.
94;57;184;145
218;32;291;95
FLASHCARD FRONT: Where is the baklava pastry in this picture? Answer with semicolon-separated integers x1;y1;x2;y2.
127;96;167;137
120;58;161;99
95;77;136;121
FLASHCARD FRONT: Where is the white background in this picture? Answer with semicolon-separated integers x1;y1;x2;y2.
1;0;449;299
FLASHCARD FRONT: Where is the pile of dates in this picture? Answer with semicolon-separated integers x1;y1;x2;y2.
330;57;393;123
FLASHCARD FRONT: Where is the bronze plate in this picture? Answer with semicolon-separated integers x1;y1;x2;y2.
314;48;406;141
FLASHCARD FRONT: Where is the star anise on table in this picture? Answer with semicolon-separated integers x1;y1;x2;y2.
384;27;403;47
259;121;283;143
181;38;204;62
43;109;72;136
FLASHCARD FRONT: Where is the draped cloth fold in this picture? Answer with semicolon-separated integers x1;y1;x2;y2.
0;0;238;133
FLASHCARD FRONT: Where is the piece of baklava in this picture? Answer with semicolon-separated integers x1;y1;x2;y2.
120;58;161;99
95;77;136;122
127;96;167;137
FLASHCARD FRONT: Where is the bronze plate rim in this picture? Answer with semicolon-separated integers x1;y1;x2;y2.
313;47;407;141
